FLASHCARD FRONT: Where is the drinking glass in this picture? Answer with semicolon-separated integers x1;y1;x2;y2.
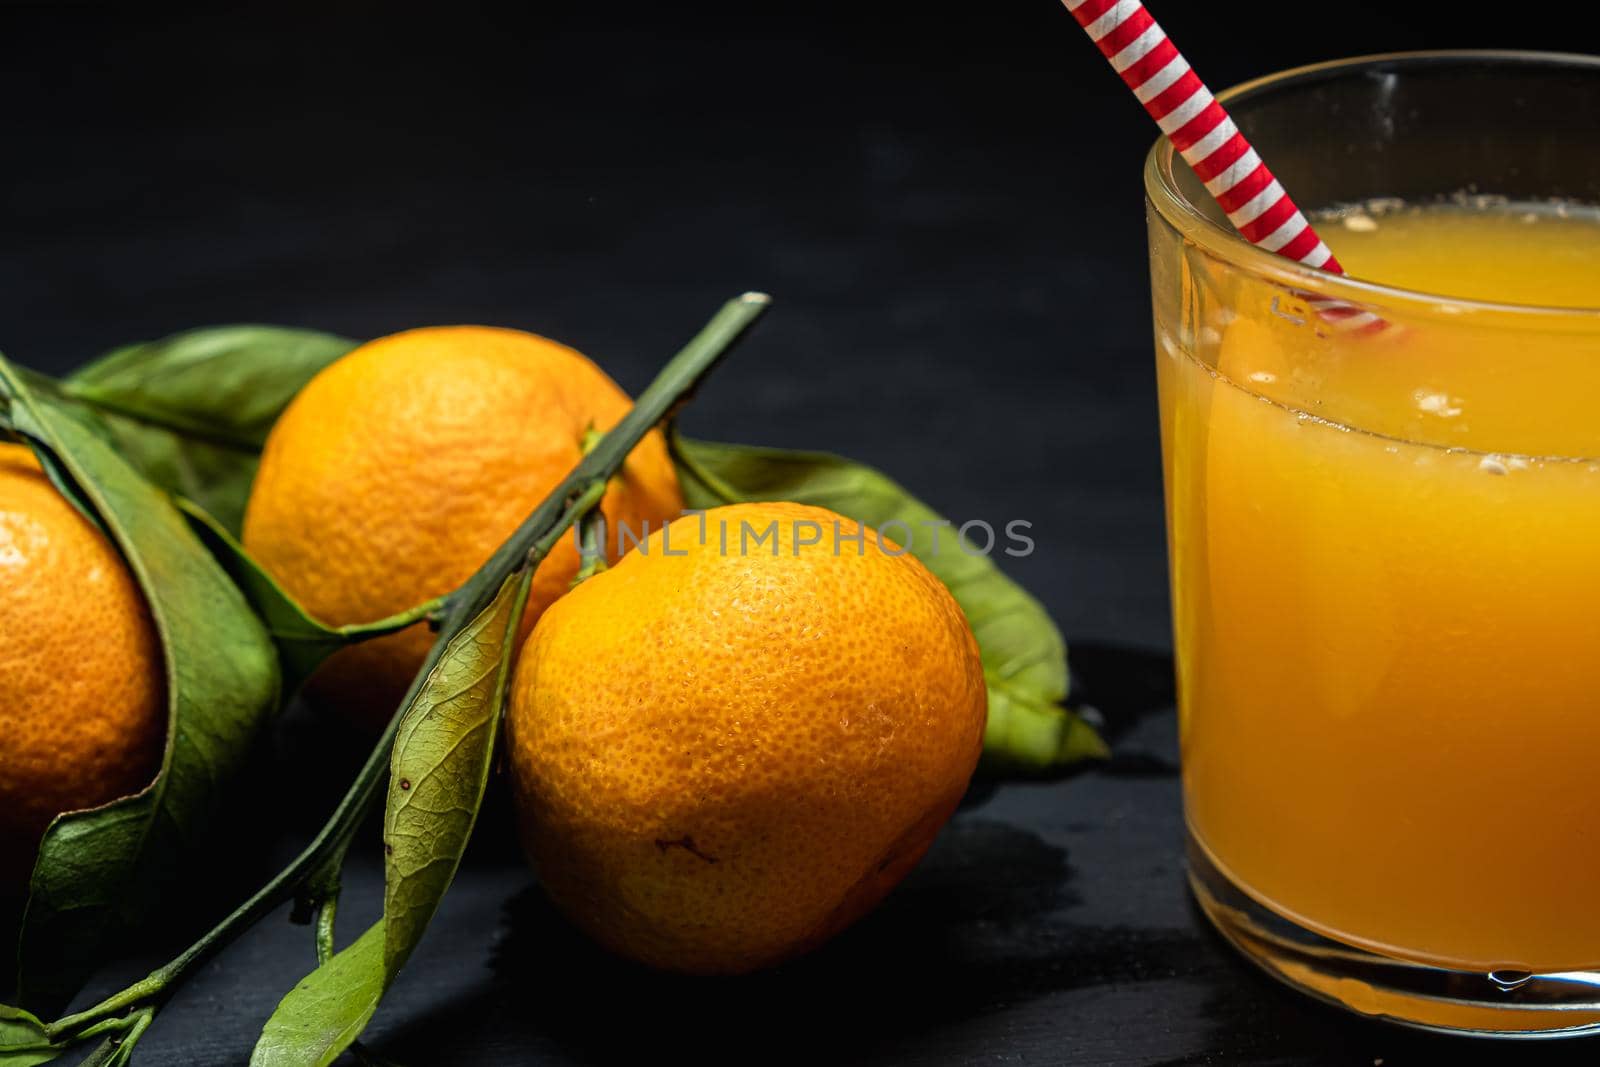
1146;51;1600;1036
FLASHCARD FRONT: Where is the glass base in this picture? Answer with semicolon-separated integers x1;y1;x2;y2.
1187;830;1600;1039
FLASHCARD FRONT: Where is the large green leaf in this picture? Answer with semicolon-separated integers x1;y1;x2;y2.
252;569;530;1065
60;326;357;532
249;923;384;1067
0;356;282;1013
670;434;1106;773
0;1043;61;1066
0;1004;59;1065
382;568;530;980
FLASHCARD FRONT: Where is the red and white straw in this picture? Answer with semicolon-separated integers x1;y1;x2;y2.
1062;0;1382;332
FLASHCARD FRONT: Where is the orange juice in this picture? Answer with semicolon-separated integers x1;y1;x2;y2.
1161;201;1600;973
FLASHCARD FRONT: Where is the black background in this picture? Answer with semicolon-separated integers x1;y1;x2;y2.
4;3;1598;1064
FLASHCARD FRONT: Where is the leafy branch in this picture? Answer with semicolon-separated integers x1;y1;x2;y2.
13;293;771;1064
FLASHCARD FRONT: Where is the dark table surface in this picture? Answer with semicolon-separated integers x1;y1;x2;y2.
5;4;1596;1064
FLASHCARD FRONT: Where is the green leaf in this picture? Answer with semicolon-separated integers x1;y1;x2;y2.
0;356;282;1013
60;326;358;533
383;568;530;980
983;674;1109;774
250;923;384;1067
0;1049;60;1066
0;377;104;534
0;1004;61;1065
0;1004;49;1042
177;498;443;693
670;434;1107;774
252;569;530;1064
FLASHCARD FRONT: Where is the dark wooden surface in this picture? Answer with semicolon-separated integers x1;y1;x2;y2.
5;4;1596;1064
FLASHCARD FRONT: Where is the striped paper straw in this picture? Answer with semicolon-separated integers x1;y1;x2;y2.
1063;0;1339;269
1062;0;1383;332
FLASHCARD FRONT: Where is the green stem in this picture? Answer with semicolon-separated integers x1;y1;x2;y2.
119;1010;154;1058
571;505;608;585
665;425;743;505
69;1011;141;1045
314;897;338;966
76;1008;153;1067
43;291;770;1041
330;595;446;640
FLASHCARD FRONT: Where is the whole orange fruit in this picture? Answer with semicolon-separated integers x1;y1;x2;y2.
0;443;165;885
506;501;987;973
241;326;684;724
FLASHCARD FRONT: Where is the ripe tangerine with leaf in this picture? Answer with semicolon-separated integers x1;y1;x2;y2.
0;442;165;886
506;501;988;972
241;326;685;724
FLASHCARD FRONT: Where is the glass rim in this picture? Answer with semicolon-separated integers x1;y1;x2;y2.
1143;49;1600;320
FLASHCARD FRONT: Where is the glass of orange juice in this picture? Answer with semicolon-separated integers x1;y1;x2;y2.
1147;51;1600;1036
